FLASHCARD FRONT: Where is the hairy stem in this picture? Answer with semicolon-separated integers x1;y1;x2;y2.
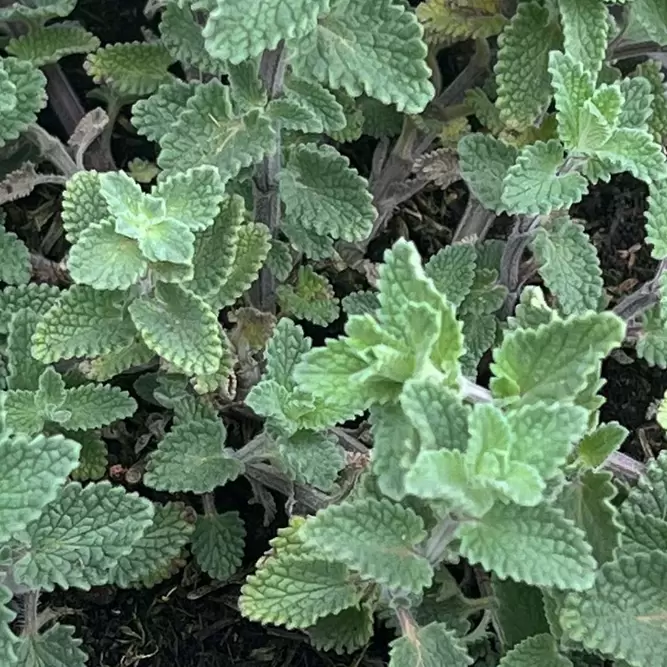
452;196;496;243
24;125;78;177
20;590;40;637
202;493;217;516
422;516;459;565
30;253;71;285
250;42;287;312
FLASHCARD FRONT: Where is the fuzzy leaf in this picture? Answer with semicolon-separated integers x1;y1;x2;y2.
6;309;46;390
495;1;561;130
646;179;667;259
158;80;277;180
278;431;345;491
281;143;375;243
13;481;154;590
188;195;244;297
560;551;667;667
389;622;472;667
191;510;245;581
577;421;627;468
210;222;271;308
0;0;76;21
557;469;621;564
240;553;360;629
109;501;195;588
0;432;80;541
70;431;107;481
6;24;100;67
424;243;478;309
501;140;589;215
85;42;173;96
458;134;518;213
531;216;604;315
0;228;29;285
301;498;432;593
132;79;197;143
15;624;86;667
160;3;228;75
290;0;434;114
0;58;47;148
458;502;596;590
557;0;609;76
32;286;137;363
0;284;60;334
0;586;17;664
60;170;107;244
636;305;667;368
635;59;667;142
144;418;243;493
129;283;222;376
417;0;506;44
265;317;311;390
617;450;667;520
67;220;148;290
341;290;379;316
271;75;346;134
498;633;572;667
308;602;374;654
630;0;667;46
490;312;625;403
58;384;137;431
2;390;42;435
277;266;340;326
83;338;155;381
619;75;654;130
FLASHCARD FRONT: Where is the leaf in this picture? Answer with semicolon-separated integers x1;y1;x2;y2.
13;481;154;590
210;222;271;308
458;502;596;590
0;586;17;664
6;24;100;67
191;510;245;580
501;140;589;215
557;0;609;76
0;432;80;541
341;290;379;316
240;553;361;629
646;179;667;259
202;0;327;64
498;633;572;667
494;1;561;130
32;286;137;363
152;165;224;233
67;220;148;290
281;143;375;243
577;421;628;467
132;79;197;143
400;377;469;451
0;58;47;148
301;498;432;593
617;509;667;556
557;470;621;564
0;228;30;285
278;431;345;491
491;577;550;650
60;170;107;244
160;3;228;75
290;0;434;114
424;243;478;309
531;216;604;315
417;0;506;44
6;309;46;390
15;624;86;667
109;501;195;588
388;622;472;667
0;0;76;21
630;0;667;46
83;338;155;382
457;133;517;213
308;602;374;654
560;551;667;667
0;284;60;335
635;59;667;142
144;418;243;493
270;75;346;134
490;312;625;403
85;42;173;96
187;195;244;298
2;390;42;435
620;75;654;131
70;431;107;481
158;79;277;181
265;317;311;390
277;266;340;326
58;384;137;431
617;450;667;520
129;283;222;376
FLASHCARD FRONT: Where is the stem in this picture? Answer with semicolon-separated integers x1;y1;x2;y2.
24;125;78;177
250;42;287;312
202;493;217;516
422;516;459;565
30;253;70;285
611;40;667;62
613;258;666;322
452;196;496;243
20;590;40;637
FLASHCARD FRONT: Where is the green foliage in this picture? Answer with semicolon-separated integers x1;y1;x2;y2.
389;621;471;667
498;633;572;667
6;24;100;67
191;511;245;581
15;624;87;667
277;266;340;326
